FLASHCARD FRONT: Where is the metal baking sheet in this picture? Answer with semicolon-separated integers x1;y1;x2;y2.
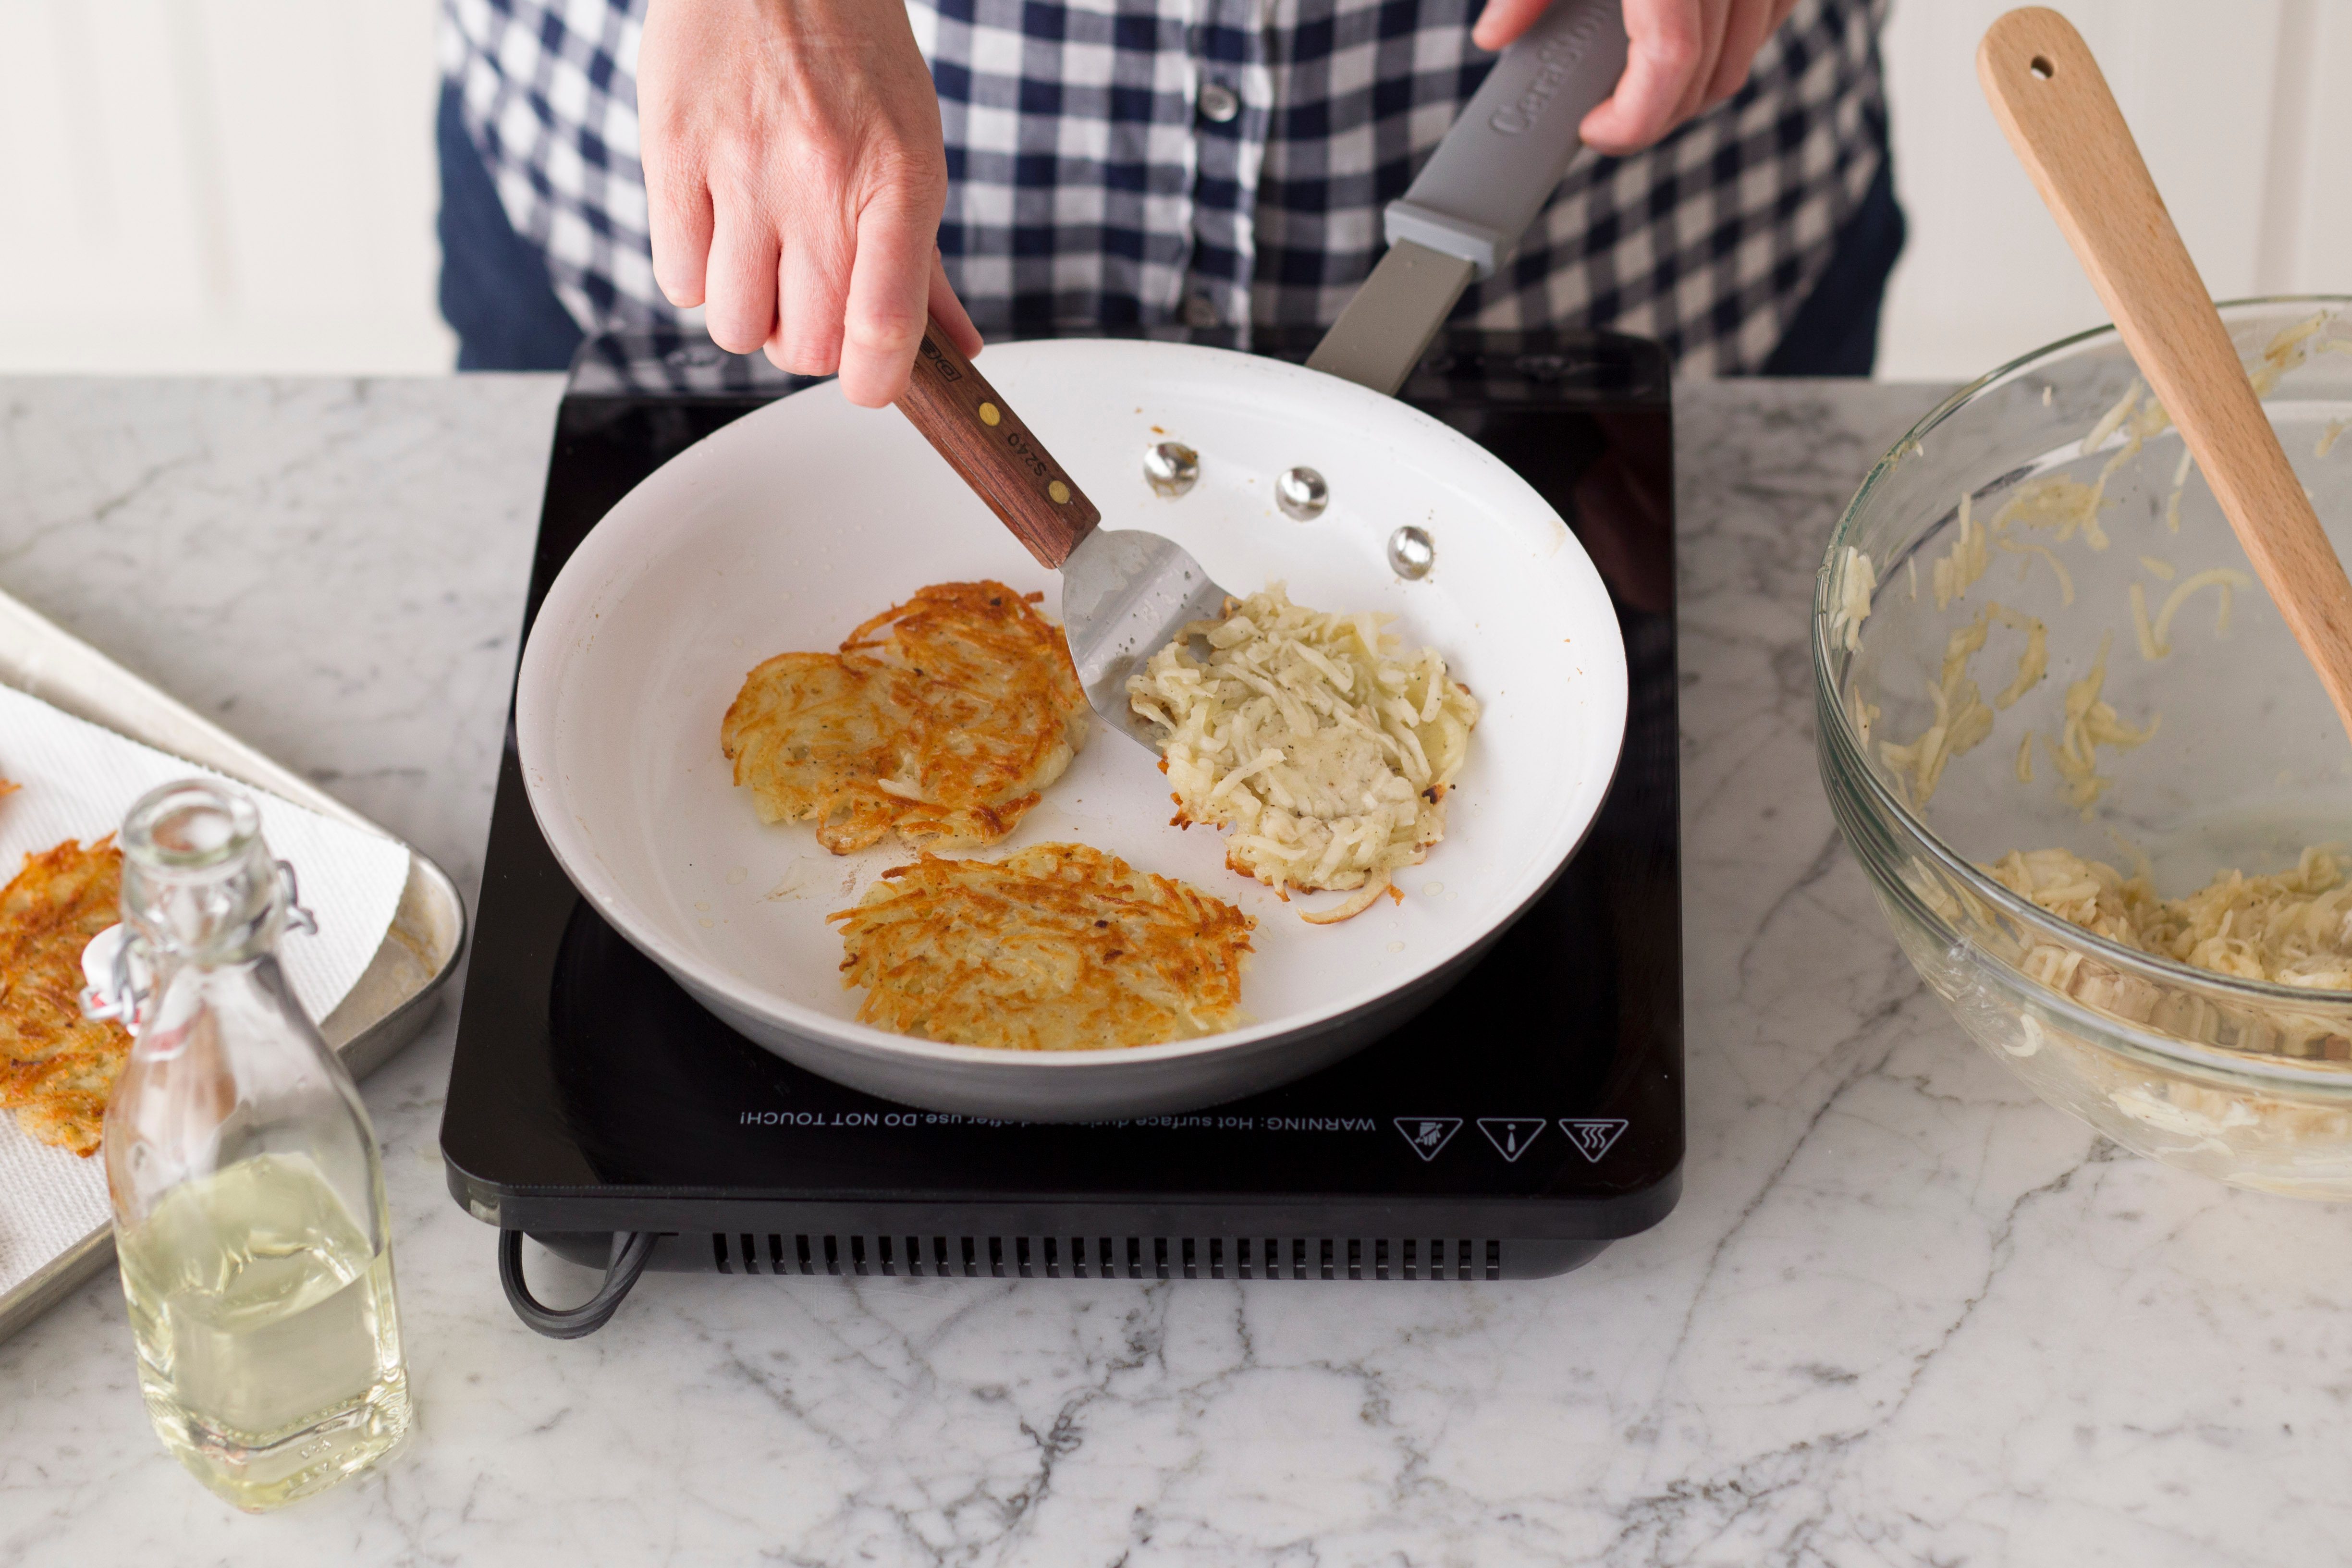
0;586;466;1344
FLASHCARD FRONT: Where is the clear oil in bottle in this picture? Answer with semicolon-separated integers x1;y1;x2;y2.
98;781;411;1511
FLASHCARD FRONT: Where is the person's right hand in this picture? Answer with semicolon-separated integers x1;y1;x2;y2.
637;0;983;408
1470;0;1801;155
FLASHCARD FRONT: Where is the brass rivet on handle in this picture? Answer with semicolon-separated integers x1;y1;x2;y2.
1048;480;1071;504
978;402;1002;426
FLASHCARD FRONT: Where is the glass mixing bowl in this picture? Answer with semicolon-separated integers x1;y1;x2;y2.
1816;297;2352;1199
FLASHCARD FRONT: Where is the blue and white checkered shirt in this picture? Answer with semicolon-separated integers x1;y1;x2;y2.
441;0;1887;373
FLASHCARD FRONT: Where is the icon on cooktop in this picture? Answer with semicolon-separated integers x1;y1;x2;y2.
1560;1118;1629;1163
1394;1117;1463;1161
1476;1118;1547;1161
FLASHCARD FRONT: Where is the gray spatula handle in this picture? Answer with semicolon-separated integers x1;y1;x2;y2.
1384;0;1630;276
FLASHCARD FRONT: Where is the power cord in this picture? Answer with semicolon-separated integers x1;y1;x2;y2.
499;1230;655;1338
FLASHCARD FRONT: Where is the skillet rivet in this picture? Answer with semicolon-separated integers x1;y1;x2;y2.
1276;466;1328;520
978;402;1002;426
1387;525;1435;579
1143;441;1200;497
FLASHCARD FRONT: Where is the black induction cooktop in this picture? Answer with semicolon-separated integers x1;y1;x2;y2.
441;326;1683;1311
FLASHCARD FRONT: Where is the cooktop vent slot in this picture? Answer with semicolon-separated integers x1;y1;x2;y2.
709;1233;1502;1281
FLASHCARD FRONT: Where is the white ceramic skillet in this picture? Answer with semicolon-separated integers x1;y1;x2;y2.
514;337;1628;1118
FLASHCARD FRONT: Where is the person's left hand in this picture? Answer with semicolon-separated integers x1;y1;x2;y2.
1470;0;1800;156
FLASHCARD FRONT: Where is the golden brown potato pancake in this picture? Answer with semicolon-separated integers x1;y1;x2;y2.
0;838;129;1156
722;581;1089;854
831;843;1252;1050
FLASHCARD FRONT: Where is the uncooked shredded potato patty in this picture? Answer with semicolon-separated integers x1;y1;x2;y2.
1126;585;1479;921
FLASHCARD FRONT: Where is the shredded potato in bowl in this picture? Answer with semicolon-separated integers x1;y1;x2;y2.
1987;846;2352;1005
1127;586;1480;922
1817;302;2352;1196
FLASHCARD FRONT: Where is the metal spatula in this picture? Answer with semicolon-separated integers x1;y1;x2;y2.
893;327;1225;749
894;0;1629;747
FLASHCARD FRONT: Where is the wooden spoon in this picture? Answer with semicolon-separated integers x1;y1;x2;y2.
1980;7;2352;747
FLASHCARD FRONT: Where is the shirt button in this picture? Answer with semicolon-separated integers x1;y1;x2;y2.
1183;294;1222;329
1197;82;1240;124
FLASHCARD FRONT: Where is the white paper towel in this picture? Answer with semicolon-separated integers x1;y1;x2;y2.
0;683;413;1297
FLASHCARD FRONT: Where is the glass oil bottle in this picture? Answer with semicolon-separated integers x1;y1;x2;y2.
93;780;409;1511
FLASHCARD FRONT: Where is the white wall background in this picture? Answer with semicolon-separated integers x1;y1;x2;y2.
0;0;2342;380
0;0;450;374
1878;0;2352;380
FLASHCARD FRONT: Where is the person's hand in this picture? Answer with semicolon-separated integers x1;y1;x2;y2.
638;0;983;407
1470;0;1801;155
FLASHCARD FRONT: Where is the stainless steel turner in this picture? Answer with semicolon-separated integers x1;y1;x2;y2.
894;0;1629;747
894;328;1227;749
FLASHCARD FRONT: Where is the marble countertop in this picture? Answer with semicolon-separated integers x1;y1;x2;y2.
1;375;2345;1567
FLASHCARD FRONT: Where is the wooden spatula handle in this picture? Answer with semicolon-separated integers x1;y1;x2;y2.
894;319;1101;569
1980;7;2352;745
